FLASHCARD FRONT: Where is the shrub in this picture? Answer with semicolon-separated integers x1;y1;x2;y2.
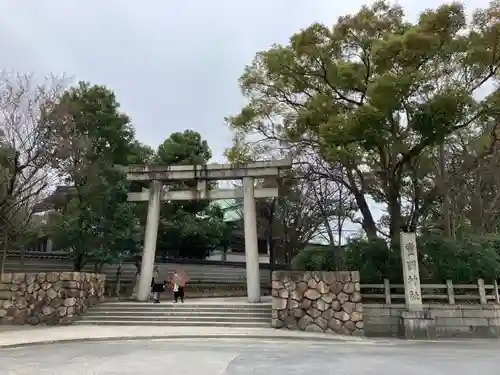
342;237;401;283
418;233;500;283
291;246;337;271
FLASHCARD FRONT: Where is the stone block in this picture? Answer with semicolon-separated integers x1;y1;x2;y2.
433;325;499;338
389;307;405;316
435;316;489;327
0;291;14;299
398;310;436;340
350;271;360;283
343;283;355;294
461;308;497;319
272;297;287;310
304;289;321;300
428;306;463;318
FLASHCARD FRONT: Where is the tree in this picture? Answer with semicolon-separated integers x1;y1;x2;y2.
154;130;225;259
0;72;69;273
227;1;500;248
47;81;140;270
51;169;141;271
157;130;211;166
225;172;349;265
431;123;500;236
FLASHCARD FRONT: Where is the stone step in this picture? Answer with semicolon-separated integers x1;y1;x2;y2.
85;310;271;317
89;310;271;316
94;304;272;311
73;320;271;327
79;315;270;322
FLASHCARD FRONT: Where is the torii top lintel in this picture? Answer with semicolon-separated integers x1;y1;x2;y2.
122;158;292;182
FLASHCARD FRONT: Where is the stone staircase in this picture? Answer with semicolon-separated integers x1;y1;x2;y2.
75;299;273;328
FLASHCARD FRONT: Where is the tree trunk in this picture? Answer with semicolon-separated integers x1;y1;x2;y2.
439;143;452;237
354;190;378;239
115;263;122;297
388;182;402;249
337;187;343;245
267;198;276;282
1;226;8;276
345;170;378;238
73;253;84;271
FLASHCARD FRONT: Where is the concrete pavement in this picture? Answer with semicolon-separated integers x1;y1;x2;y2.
1;336;498;374
0;324;367;348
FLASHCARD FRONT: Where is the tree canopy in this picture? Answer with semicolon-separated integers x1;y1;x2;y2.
46;82;141;270
227;1;500;282
155;130;226;259
227;0;500;249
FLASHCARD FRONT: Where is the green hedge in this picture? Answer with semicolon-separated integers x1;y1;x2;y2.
291;234;500;284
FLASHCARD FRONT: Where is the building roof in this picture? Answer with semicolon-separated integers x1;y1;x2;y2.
212;199;242;222
33;186;76;213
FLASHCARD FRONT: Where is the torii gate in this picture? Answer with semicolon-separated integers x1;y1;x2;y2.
125;158;292;303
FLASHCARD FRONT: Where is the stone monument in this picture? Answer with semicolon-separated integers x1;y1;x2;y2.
398;232;435;339
401;232;423;311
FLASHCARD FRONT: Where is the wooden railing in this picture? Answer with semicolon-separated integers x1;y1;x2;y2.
361;279;500;305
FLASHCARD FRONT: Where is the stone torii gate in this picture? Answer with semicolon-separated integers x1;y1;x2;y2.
125;159;292;303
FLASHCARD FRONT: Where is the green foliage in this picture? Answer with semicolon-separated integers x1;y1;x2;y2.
154;130;226;259
418;234;500;283
227;0;500;246
342;238;401;283
156;130;211;165
51;170;141;269
127;141;155;165
158;207;226;259
48;82;140;270
48;81;135;173
291;246;338;271
293;234;500;284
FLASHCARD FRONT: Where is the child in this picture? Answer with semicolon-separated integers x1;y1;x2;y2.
170;270;187;303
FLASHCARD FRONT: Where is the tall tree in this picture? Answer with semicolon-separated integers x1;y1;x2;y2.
47;81;140;270
0;72;69;273
155;130;225;259
227;1;500;247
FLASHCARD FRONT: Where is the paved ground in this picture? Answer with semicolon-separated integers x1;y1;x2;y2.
0;337;498;374
0;325;366;347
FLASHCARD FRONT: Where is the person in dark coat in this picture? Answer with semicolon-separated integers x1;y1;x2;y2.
151;266;165;303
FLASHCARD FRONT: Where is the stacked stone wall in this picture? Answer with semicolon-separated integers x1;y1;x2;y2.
0;272;105;325
272;270;363;335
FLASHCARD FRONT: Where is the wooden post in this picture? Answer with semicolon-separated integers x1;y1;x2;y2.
478;279;487;305
384;279;391;304
493;280;500;304
446;280;455;304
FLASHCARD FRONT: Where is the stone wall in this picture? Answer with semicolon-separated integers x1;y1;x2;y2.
0;272;105;325
271;270;363;336
364;303;500;338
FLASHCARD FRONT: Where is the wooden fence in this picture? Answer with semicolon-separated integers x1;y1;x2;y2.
360;279;500;305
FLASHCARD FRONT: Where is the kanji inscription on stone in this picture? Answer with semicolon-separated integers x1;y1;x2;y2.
400;232;423;310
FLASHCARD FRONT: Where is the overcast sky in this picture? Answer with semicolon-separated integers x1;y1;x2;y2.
0;0;488;162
